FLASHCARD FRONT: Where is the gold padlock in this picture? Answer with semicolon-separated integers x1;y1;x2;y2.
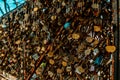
94;26;101;32
49;59;55;65
15;40;21;45
34;7;38;12
51;15;57;21
72;33;80;40
62;61;67;67
105;45;116;53
47;52;54;57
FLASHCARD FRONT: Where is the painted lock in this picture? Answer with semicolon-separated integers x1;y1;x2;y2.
94;26;101;32
105;45;116;53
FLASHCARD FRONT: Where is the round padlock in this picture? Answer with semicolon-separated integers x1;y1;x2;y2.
57;68;63;74
86;37;93;43
72;33;80;40
105;45;116;53
62;61;67;67
15;40;21;45
75;66;85;74
51;15;57;21
47;52;54;57
49;59;55;65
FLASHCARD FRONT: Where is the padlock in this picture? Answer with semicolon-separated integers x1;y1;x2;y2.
94;26;101;32
64;22;71;29
62;1;66;6
56;8;61;14
47;52;54;58
17;47;23;51
48;71;54;78
86;36;93;43
51;15;57;21
1;24;7;29
57;68;63;74
93;48;99;56
72;33;80;40
62;61;67;67
15;40;21;45
0;30;2;34
66;66;72;72
105;45;116;53
85;48;91;56
89;65;95;72
77;43;86;53
49;59;55;65
94;55;103;65
41;46;45;52
32;54;39;61
75;66;85;74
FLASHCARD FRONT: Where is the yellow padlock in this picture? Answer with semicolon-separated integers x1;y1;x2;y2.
94;26;101;32
105;45;116;53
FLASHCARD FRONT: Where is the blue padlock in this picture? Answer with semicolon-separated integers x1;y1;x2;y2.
64;22;71;29
94;55;103;65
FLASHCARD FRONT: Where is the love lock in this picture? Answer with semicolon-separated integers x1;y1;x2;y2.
47;52;54;58
49;59;55;65
62;1;66;6
94;55;103;65
75;66;85;74
48;71;54;78
72;33;80;40
94;25;101;32
57;68;63;74
105;45;116;53
1;53;5;57
62;61;67;67
56;8;61;14
34;7;39;12
0;30;2;34
77;43;86;53
1;24;7;29
15;40;21;45
85;48;91;56
17;47;23;51
32;54;39;61
51;15;57;21
89;65;95;72
86;36;93;43
93;48;99;56
64;22;71;29
66;66;72;72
